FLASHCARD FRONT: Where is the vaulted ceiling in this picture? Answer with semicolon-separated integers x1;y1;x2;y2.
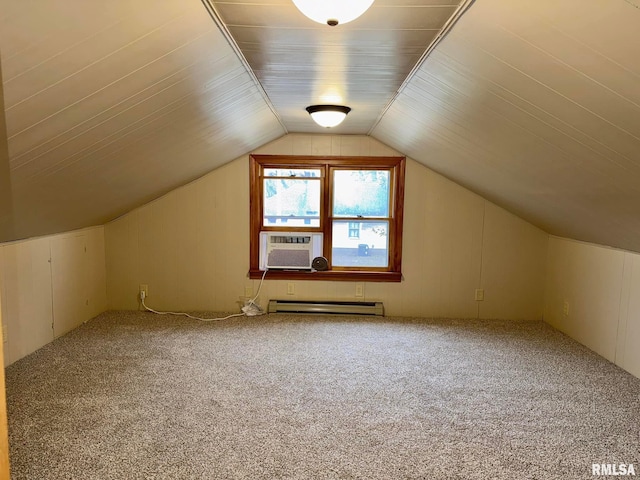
1;0;639;253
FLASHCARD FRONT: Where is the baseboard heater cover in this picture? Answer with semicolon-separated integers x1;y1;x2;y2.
268;300;384;316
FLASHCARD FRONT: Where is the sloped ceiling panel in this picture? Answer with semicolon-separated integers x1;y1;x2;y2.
372;0;640;252
0;0;284;241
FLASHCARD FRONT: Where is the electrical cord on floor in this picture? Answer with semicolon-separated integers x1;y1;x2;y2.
240;269;268;317
140;269;268;322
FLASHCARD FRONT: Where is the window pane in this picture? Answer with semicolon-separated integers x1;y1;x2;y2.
264;168;321;178
332;221;388;267
264;178;320;227
333;170;390;218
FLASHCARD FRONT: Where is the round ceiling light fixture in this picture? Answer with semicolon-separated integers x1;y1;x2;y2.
306;105;351;128
292;0;375;26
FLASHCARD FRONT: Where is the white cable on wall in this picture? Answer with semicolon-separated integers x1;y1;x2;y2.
141;270;268;321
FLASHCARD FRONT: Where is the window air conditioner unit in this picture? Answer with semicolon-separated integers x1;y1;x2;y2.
259;232;323;270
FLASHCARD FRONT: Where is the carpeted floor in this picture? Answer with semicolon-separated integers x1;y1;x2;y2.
5;311;640;479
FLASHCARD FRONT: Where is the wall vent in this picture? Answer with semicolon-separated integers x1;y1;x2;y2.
268;300;384;316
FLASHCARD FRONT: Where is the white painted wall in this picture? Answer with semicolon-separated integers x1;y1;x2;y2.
105;134;548;319
480;203;548;320
0;226;107;366
544;236;640;378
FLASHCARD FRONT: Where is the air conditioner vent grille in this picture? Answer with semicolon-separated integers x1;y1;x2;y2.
267;249;310;268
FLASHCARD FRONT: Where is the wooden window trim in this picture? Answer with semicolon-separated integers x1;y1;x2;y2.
249;155;405;282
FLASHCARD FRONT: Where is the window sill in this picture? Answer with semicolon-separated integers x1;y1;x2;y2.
248;269;402;282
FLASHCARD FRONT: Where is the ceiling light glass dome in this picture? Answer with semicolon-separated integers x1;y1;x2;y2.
292;0;375;26
306;105;351;128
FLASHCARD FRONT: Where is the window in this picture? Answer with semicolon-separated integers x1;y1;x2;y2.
250;155;405;282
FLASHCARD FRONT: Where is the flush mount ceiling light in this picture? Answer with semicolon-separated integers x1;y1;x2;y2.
292;0;375;26
306;105;351;128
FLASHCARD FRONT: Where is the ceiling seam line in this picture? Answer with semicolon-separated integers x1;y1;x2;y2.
497;24;640;111
368;0;477;136
199;0;288;135
9;60;206;164
5;12;193;112
429;49;639;166
466;43;640;144
7;29;215;141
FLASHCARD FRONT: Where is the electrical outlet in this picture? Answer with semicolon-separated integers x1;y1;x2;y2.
475;289;484;301
563;300;569;316
2;325;7;343
139;284;149;298
287;283;295;295
355;283;364;297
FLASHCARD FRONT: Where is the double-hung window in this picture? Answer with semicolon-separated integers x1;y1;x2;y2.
249;155;405;281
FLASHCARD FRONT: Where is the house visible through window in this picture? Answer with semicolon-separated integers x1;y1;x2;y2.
249;155;405;282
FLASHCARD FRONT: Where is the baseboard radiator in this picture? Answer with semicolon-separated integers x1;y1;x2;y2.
268;300;384;316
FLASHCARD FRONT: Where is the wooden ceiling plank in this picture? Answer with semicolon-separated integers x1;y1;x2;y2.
8;36;238;163
5;12;215;133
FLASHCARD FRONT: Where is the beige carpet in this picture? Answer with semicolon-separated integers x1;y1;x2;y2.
5;311;640;479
